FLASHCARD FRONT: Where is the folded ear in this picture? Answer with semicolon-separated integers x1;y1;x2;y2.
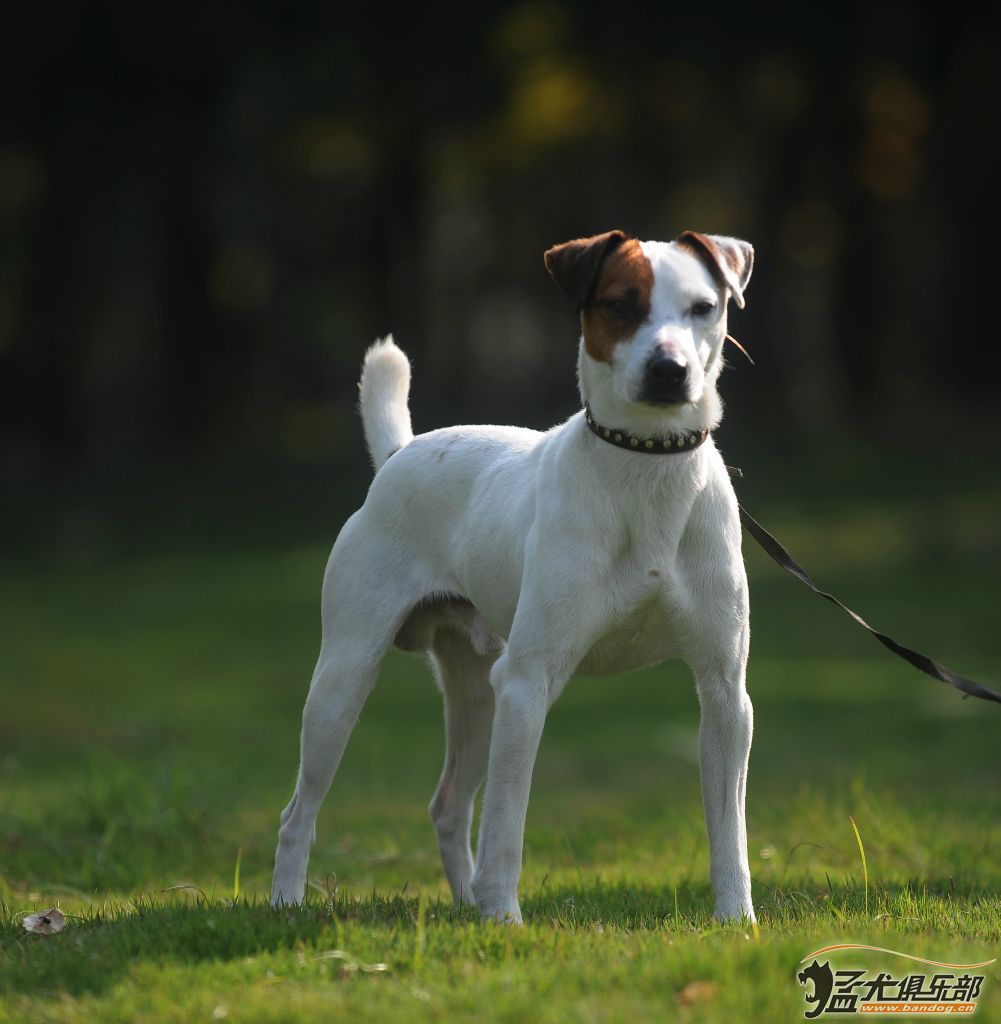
543;230;630;312
676;231;754;309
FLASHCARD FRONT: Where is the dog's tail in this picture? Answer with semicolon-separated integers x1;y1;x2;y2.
358;335;414;472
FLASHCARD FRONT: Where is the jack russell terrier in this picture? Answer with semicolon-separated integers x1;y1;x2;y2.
271;229;756;923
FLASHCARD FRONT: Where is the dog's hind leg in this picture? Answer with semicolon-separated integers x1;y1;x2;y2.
428;628;495;906
271;529;418;907
271;647;384;907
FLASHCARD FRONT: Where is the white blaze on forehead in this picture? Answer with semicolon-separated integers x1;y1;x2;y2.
632;239;727;384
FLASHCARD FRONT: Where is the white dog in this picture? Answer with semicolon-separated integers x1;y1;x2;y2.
271;229;756;923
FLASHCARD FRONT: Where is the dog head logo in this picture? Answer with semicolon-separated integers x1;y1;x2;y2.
798;959;835;1019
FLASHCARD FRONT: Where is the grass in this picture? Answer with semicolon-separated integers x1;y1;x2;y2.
1;442;1000;1022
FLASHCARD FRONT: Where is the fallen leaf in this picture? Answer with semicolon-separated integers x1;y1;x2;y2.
22;908;66;935
678;980;718;1005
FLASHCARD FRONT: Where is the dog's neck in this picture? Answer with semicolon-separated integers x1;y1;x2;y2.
576;342;723;438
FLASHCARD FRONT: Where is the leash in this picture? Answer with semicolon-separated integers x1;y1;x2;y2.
734;481;1001;705
582;405;1001;705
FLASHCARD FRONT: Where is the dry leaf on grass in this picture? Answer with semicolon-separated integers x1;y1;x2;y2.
678;980;718;1005
22;908;66;935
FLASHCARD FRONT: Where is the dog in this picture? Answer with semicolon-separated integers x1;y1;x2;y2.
271;229;756;923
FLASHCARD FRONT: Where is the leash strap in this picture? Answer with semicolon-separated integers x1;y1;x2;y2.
737;502;1001;705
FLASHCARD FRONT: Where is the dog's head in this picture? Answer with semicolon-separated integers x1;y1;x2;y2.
544;230;753;428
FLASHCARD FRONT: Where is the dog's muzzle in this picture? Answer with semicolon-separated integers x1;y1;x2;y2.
639;352;690;405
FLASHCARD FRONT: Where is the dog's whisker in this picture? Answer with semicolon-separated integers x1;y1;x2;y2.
726;333;754;366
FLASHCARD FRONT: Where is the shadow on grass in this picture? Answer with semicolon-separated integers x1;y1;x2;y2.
5;877;991;997
1;896;395;997
0;883;714;996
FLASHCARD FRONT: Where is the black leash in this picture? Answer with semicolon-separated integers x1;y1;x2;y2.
736;498;1001;705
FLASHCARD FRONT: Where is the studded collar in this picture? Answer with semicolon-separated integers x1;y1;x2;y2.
583;404;710;454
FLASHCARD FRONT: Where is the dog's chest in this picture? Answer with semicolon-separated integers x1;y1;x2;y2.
572;481;705;676
575;553;687;677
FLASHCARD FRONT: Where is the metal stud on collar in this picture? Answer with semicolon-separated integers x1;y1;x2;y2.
583;405;710;455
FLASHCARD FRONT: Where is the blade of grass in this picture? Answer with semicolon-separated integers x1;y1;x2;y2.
161;884;207;900
413;892;427;973
233;848;242;902
850;816;868;917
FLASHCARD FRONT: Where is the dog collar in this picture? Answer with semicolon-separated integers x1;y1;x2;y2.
583;404;710;454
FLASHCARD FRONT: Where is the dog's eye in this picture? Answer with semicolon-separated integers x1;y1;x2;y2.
604;299;630;316
690;300;716;317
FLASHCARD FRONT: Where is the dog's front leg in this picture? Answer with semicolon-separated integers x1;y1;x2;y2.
695;665;755;923
469;649;551;924
680;480;756;923
470;545;605;924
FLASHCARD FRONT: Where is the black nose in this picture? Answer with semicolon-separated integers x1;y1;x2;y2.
640;353;689;404
646;353;688;387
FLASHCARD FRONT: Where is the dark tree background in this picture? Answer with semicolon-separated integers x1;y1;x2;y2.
2;2;999;483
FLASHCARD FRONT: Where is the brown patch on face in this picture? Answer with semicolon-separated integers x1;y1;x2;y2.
580;238;654;364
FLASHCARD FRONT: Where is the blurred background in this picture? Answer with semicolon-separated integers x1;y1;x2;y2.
2;0;1001;908
4;2;1001;493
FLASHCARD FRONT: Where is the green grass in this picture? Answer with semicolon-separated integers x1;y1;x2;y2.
1;446;1000;1022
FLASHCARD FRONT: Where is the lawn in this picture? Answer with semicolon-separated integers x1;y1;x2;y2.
2;442;1000;1022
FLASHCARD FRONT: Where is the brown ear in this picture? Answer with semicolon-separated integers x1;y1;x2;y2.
544;230;630;312
676;231;754;309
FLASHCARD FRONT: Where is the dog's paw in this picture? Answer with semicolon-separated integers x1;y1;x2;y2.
471;882;522;923
270;891;303;909
473;884;523;924
479;906;524;925
270;872;307;908
712;903;756;925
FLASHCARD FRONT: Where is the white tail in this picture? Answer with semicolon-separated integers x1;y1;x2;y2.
358;335;414;472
